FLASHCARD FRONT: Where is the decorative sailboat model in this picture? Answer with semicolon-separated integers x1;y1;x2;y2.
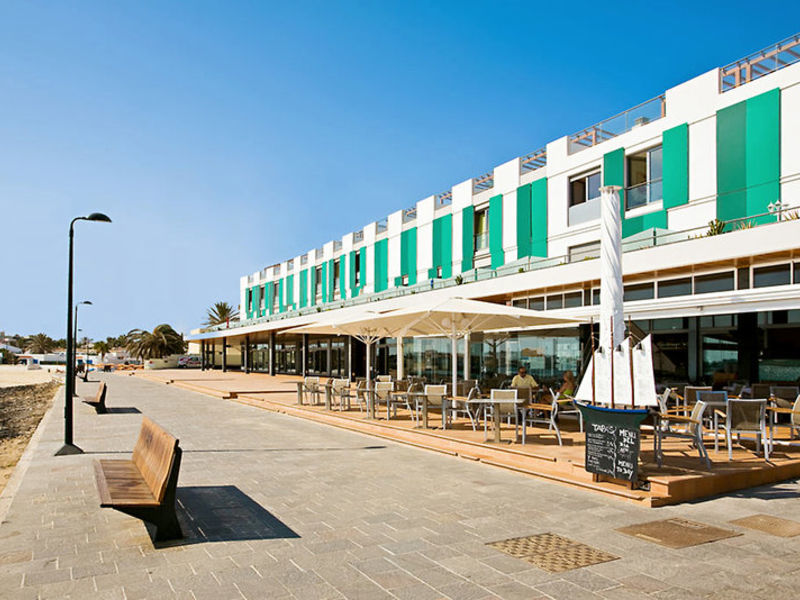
572;186;657;484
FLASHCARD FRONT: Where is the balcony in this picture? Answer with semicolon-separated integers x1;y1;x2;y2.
720;33;800;92
473;172;494;193
402;207;417;223
435;191;452;208
377;218;388;234
520;147;547;174
568;197;601;226
626;179;663;211
568;95;665;154
474;232;489;252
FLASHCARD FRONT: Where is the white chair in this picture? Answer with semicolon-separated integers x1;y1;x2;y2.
374;381;394;419
302;376;320;405
522;391;562;446
486;389;519;441
721;398;769;461
422;384;450;429
655;401;710;469
331;378;352;411
768;394;800;447
551;388;583;433
450;385;482;431
376;375;392;383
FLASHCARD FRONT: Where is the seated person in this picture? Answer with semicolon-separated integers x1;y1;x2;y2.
511;366;537;401
556;370;576;398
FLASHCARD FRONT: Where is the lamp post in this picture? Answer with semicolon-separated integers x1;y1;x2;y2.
73;301;92;394
56;213;112;456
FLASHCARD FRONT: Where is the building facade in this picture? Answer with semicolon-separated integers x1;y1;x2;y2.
193;34;800;389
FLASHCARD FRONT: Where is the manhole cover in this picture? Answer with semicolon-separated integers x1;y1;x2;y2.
617;518;740;548
730;514;800;537
487;533;619;573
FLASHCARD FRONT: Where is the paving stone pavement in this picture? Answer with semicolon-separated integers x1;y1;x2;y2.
1;373;799;599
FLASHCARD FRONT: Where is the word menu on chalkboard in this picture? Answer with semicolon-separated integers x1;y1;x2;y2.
577;404;649;482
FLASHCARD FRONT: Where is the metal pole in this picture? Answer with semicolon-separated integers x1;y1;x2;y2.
222;337;227;372
56;220;81;455
73;305;79;396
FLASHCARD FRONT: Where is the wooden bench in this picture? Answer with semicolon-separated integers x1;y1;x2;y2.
82;382;107;414
94;417;183;541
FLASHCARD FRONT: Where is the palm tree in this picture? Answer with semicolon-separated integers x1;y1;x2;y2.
26;333;55;354
125;324;186;361
204;301;239;326
93;341;110;362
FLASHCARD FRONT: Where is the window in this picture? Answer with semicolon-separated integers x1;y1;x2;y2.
658;277;692;298
259;285;266;311
314;267;322;302
568;241;600;262
271;284;279;312
354;252;362;286
529;297;545;311
753;264;791;288
474;209;489;251
564;292;582;308
569;171;601;207
247;289;253;313
694;272;734;294
512;299;528;309
626;145;662;210
623;282;655;302
332;260;341;298
737;267;750;290
546;294;563;310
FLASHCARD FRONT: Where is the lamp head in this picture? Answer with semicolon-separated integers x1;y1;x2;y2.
79;300;92;306
86;212;112;223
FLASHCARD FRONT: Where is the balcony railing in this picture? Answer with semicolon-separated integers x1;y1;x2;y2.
473;172;494;193
520;147;547;173
377;218;388;233
568;197;601;226
402;207;417;223
474;232;489;251
300;254;308;265
435;191;452;208
286;259;294;271
720;33;800;92
353;229;364;243
333;240;342;252
568;95;666;154
314;248;323;260
625;179;663;211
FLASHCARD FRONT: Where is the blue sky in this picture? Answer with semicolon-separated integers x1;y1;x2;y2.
1;1;798;341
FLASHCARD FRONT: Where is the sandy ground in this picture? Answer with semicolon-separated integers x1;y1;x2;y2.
0;379;60;493
0;364;61;388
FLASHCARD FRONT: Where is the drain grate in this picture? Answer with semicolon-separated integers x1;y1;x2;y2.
730;514;800;537
487;533;619;573
617;518;740;549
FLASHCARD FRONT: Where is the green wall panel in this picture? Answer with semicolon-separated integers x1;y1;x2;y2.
327;259;335;300
339;258;346;299
358;247;366;295
489;194;504;269
310;267;317;306
299;269;308;308
252;285;261;317
321;262;328;303
461;206;474;272
663;123;689;209
745;88;780;224
267;282;275;316
716;101;747;223
278;278;285;313
516;184;532;259
374;239;388;292
286;274;294;310
431;214;452;279
531;178;548;257
400;227;417;285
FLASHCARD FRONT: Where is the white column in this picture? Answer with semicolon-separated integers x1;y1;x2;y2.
463;334;470;379
396;337;404;380
599;185;624;352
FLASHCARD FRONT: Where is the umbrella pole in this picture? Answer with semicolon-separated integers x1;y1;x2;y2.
451;334;458;398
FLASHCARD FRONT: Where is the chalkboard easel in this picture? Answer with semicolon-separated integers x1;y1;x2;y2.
577;403;649;485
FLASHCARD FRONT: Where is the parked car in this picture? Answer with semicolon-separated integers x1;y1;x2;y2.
177;355;201;369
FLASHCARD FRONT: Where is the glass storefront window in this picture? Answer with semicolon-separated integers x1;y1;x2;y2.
658;277;692;298
702;333;738;383
694;272;734;294
623;282;655;302
250;342;270;372
564;292;582;308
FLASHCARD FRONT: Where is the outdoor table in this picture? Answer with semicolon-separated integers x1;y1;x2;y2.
414;392;446;430
464;395;524;443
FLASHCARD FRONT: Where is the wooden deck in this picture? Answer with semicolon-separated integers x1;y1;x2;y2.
133;369;800;507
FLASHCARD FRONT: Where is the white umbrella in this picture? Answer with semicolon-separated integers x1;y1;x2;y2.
294;297;578;395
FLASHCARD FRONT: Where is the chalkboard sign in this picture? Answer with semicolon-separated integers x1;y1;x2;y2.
577;404;649;482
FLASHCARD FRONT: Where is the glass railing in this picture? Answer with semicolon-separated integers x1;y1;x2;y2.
720;33;800;92
568;95;666;154
625;179;663;210
474;232;489;251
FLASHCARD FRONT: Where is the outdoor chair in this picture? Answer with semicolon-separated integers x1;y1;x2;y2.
770;386;800;409
449;385;482;431
386;381;418;422
376;375;392;383
682;385;712;415
302;376;321;405
422;384;450;429
485;389;520;441
719;398;769;461
374;381;395;419
655;400;711;469
553;388;583;433
331;378;352;411
697;390;730;451
520;390;562;446
354;379;369;413
768;394;800;446
748;383;771;400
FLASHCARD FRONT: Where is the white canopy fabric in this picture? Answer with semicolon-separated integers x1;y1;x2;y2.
289;297;577;391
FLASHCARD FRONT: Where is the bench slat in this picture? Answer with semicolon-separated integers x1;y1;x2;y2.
132;417;178;503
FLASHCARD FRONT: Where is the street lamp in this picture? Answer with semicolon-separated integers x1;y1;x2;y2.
56;212;112;456
73;301;92;394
